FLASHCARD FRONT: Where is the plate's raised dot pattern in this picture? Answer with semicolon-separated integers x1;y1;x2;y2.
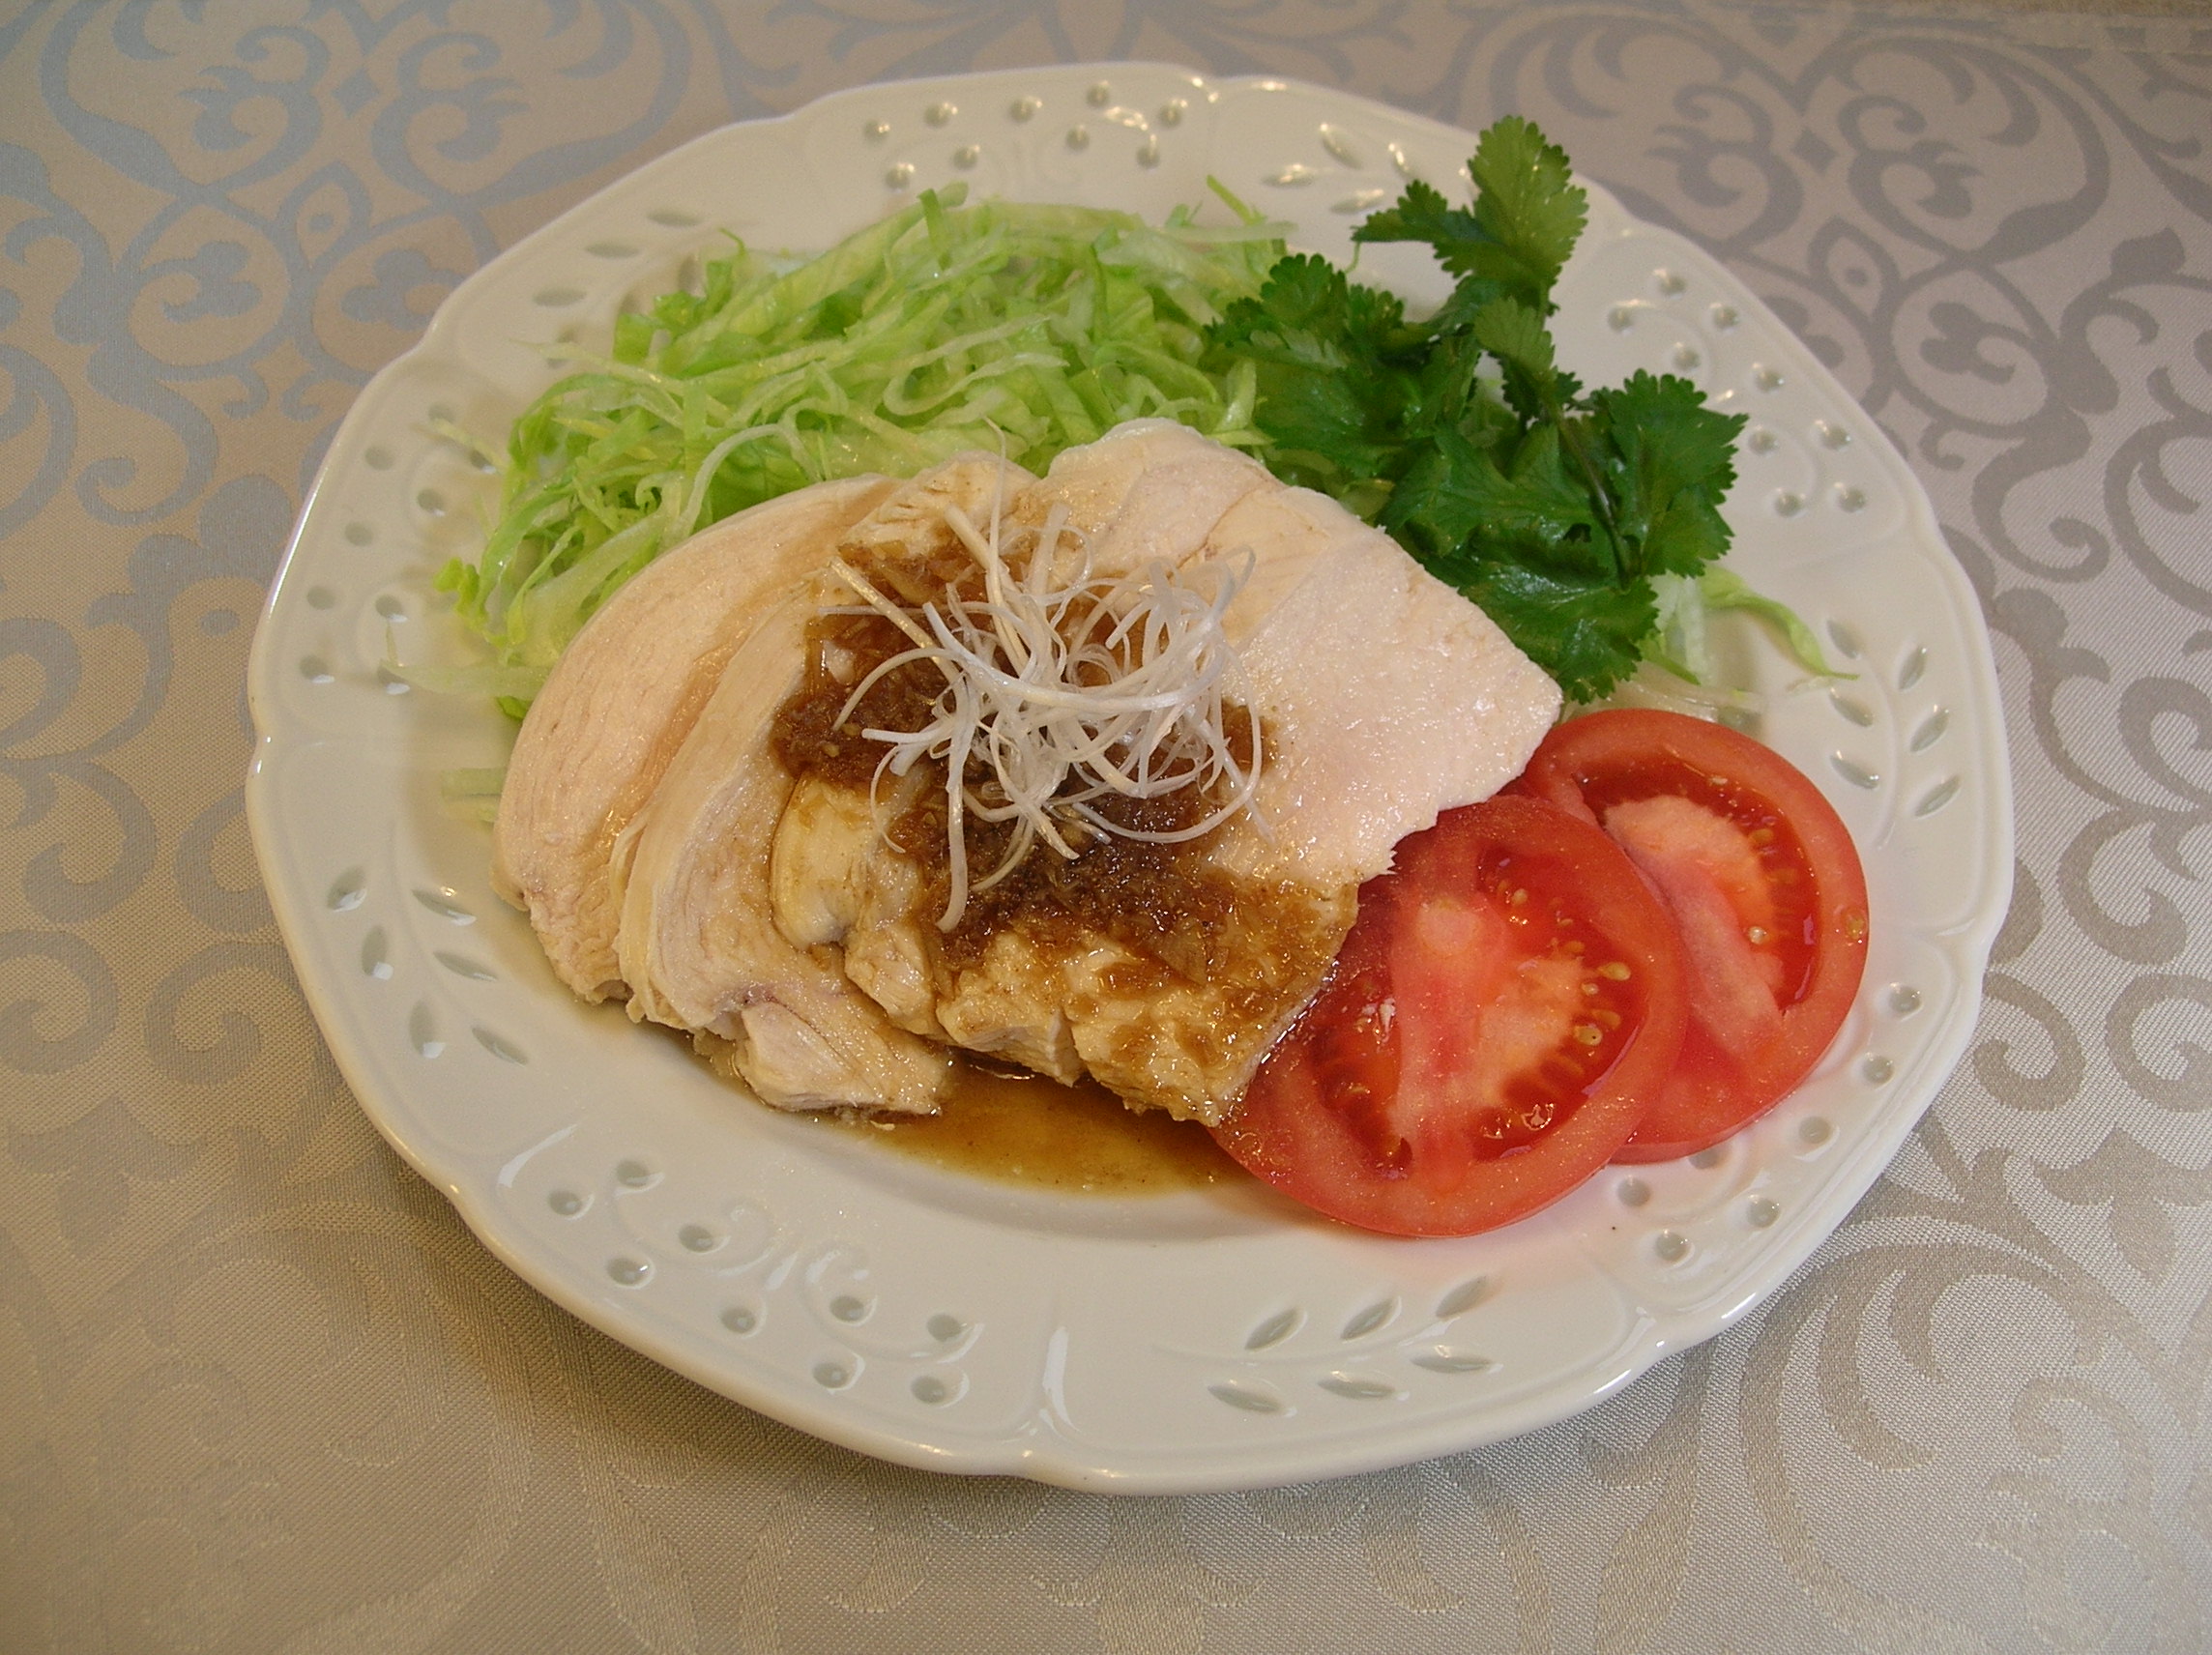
361;928;392;979
1160;99;1185;126
585;241;638;259
864;119;889;140
678;1223;718;1253
1009;97;1039;122
1340;1299;1397;1340
1320;1373;1399;1401
1246;1308;1300;1350
1653;1231;1690;1263
912;1373;958;1405
1210;1380;1286;1414
1710;303;1738;329
548;1189;585;1217
1136;135;1160;168
1836;483;1867;511
1827;620;1863;659
924;101;954;127
886;161;915;189
926;1313;964;1343
1898;647;1928;691
1411;1349;1494;1374
1690;1147;1725;1170
1754;363;1785;392
1609;305;1636;332
813;1357;856;1389
1830;689;1874;727
343;522;372;546
408;1002;442;1058
1332;188;1391;214
1799;1117;1834;1146
830;1293;870;1323
608;1257;649;1286
1617;1176;1650;1207
434;950;494;980
328;869;365;911
1747;1197;1780;1229
1386;140;1413;177
1266;163;1319;186
300;654;334;684
306;584;338;607
614;1159;655;1189
1831;754;1880;790
531;286;584;308
363;445;393;470
413;888;475;924
1915;776;1961;817
720;1305;758;1335
1911;709;1950;752
1318;123;1360;165
1086;81;1111;106
645;207;697;227
1775;490;1805;517
472;1026;526;1064
1655;268;1686;296
1064;126;1089;152
1862;1055;1895;1084
1436;1277;1490;1318
1890;985;1923;1016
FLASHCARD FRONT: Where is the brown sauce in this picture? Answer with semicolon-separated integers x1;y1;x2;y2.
837;1057;1238;1194
771;568;1294;966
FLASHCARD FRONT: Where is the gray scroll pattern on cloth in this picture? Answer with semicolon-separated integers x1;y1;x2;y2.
2;3;2208;1651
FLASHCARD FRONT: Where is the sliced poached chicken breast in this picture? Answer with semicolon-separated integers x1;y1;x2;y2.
492;476;895;1001
613;453;1035;1115
766;421;1562;1122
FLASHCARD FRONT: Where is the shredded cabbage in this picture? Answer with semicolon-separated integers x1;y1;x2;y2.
435;185;1285;710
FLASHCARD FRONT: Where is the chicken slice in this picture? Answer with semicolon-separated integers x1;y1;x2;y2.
766;425;1562;1122
1203;482;1565;889
492;476;894;1001
615;453;1033;1115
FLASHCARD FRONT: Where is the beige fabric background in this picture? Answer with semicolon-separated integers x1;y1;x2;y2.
4;2;2210;1650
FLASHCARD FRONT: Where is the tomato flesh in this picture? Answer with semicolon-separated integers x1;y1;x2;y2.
1210;794;1686;1236
1513;711;1870;1161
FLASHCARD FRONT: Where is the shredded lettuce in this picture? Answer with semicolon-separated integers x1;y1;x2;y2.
435;184;1285;709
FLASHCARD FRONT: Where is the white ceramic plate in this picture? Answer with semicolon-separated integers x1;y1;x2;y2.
247;64;2011;1494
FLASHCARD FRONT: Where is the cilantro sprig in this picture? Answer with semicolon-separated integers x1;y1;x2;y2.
1206;117;1750;702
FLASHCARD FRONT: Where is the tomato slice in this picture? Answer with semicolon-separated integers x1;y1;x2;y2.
1512;709;1870;1161
1210;795;1687;1236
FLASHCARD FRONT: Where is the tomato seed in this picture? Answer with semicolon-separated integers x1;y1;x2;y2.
1597;961;1630;980
1573;1025;1603;1046
1746;926;1771;944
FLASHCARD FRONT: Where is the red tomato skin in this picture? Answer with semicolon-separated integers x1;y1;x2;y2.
1512;710;1871;1161
1211;795;1687;1237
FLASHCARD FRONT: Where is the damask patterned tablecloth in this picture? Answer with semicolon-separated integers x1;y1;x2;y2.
4;3;2210;1651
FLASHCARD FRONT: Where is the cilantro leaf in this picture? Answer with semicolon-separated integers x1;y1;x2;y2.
1438;553;1657;705
1466;118;1587;308
1586;372;1745;579
1208;117;1747;702
1354;117;1586;315
1208;254;1422;489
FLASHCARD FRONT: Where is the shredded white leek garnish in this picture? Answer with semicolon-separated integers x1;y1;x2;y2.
829;505;1263;932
